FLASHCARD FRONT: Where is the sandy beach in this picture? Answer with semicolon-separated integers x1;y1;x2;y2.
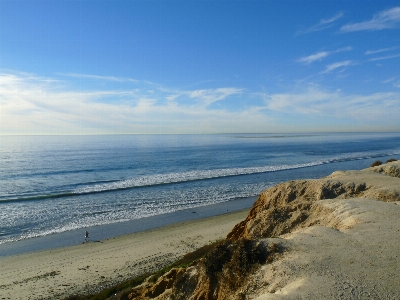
1;161;400;300
0;209;249;300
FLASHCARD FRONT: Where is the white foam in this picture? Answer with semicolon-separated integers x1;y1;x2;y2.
73;162;321;194
73;149;400;196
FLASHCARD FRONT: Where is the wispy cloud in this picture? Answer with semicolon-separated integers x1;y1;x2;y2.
297;12;343;35
298;51;330;64
61;73;133;82
365;46;398;55
322;60;354;73
368;53;400;61
265;86;400;123
298;47;352;64
341;6;400;32
170;88;243;107
386;77;400;88
59;73;161;88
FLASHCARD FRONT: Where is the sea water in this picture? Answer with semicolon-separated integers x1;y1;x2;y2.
1;133;399;252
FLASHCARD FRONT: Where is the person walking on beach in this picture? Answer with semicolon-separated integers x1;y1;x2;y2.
85;230;89;242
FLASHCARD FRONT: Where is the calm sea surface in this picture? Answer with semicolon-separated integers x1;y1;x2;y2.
1;133;400;247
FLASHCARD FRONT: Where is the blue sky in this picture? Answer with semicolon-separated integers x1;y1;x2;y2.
1;0;400;134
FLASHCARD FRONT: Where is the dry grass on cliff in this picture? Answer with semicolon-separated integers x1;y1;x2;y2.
370;160;383;167
370;158;397;167
205;239;282;297
62;273;150;300
92;239;284;300
204;239;269;291
148;239;224;284
171;239;284;300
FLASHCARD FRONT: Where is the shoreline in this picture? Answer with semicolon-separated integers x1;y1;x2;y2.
0;207;251;300
0;196;256;258
2;151;399;259
1;161;399;299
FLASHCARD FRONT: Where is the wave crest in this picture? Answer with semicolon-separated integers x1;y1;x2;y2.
74;162;321;194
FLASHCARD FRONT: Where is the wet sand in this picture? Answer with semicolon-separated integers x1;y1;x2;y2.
0;196;256;258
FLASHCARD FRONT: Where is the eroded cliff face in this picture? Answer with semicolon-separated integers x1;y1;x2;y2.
227;163;400;240
126;161;400;300
127;239;284;300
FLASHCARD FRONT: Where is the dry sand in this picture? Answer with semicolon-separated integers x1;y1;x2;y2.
247;199;400;299
0;209;249;300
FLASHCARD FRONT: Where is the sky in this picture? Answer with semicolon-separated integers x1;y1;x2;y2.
1;0;400;135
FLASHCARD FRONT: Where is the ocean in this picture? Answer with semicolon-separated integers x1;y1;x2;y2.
1;133;400;256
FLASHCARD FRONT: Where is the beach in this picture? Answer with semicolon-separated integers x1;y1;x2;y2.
1;134;400;299
0;209;249;300
3;1;400;298
2;161;400;300
2;133;400;248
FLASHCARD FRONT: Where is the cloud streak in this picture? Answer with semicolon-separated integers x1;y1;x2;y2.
365;46;398;55
368;53;400;62
61;73;135;82
298;47;352;64
322;60;354;73
265;86;400;122
297;12;343;35
298;51;329;64
341;6;400;32
171;88;244;107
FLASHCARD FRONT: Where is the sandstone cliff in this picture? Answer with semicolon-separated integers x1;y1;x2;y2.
126;161;400;299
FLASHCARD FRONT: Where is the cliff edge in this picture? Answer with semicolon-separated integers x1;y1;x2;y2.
127;161;400;299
